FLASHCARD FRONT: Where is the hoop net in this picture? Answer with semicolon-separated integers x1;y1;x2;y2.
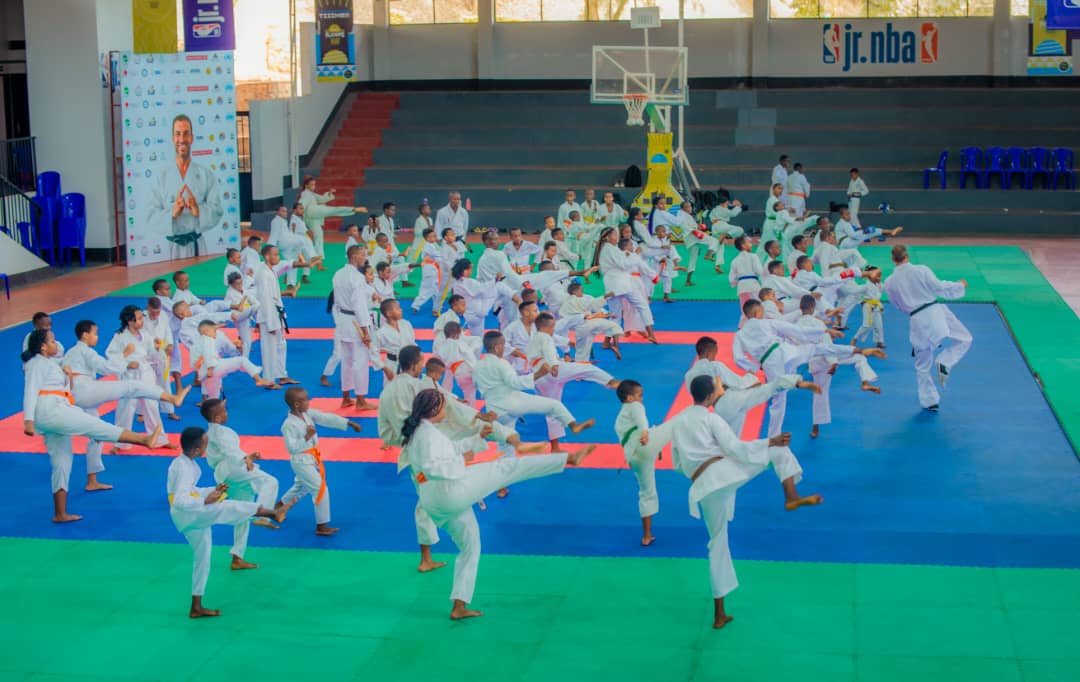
623;94;649;126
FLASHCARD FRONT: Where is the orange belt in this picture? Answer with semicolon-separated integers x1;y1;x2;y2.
512;265;530;274
423;259;441;281
790;192;807;198
631;273;641;277
303;446;328;505
530;356;543;368
449;360;466;373
415;471;428;484
39;390;74;405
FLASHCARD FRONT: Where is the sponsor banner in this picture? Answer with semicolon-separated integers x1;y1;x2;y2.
1029;0;1073;75
182;0;236;52
822;21;938;74
132;0;179;54
1047;0;1080;30
118;51;240;266
316;0;357;82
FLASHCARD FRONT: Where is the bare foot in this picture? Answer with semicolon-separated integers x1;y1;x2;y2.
450;603;483;620
714;267;724;274
52;513;83;523
567;444;598;466
278;378;300;385
864;348;887;359
252;518;280;530
161;442;181;450
315;525;340;536
612;343;622;360
172;384;193;407
320;375;332;387
189;606;221;618
606;379;620;389
166;414;182;421
355;400;377;411
645;333;659;344
785;494;824;511
340;397;356;408
861;381;881;394
143;423;165;448
810;425;819;439
713;615;734;629
85;481;113;492
478;499;487;511
568;419;595;435
230;556;258;570
418;559;448;573
496;488;509;498
301;276;312;284
515;442;549;455
641;535;656;547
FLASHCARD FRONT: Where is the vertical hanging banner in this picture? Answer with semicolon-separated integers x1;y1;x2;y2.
1047;0;1080;29
182;0;236;52
1029;0;1073;75
119;51;240;265
316;0;357;82
132;0;179;54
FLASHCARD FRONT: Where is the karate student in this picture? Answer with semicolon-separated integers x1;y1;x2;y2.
793;252;860;311
434;191;469;243
333;245;377;410
65;320;191;490
595;191;627;228
438;227;469;307
796;295;883;439
557;189;582;226
846;168;869;227
167;427;285;618
684;336;818;437
567;211;598;270
706;193;745;271
851;266;886;348
580;188;600;223
411;228;444;316
671;375;822;630
728;235;764;313
191;320;278;399
23;330;161;522
734;299;882;436
289;203;318;281
253;245;300;386
771;155;790;204
268;205;313;293
679;201;719;286
280;387;361;535
299;175;364;261
450;259;504;334
476;230;525;326
786;235;809;275
762;260;818;308
593;227;658;344
560;281;624;361
144;296;179;420
785;162;811;218
503;227;542;274
835;205;903;254
106;305;174;450
222;248;252;293
527;313;618;449
203;399;289;563
760;184;784;250
882;245;972;411
538;215;557;249
614;379;675;546
224;272;257;357
407;200;434;262
432;322;478;404
22;311;65;361
400;388;596;619
377;202;397;241
652;224;686;303
375;298;415;368
434;294;478;348
778;210;818;264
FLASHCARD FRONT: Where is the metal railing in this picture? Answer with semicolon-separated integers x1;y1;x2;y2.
0;137;38;193
0;175;43;250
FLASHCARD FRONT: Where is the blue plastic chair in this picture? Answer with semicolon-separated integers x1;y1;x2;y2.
1005;147;1030;190
16;221;33;250
0;273;8;300
922;150;948;189
1029;147;1053;189
33;205;56;265
58;192;87;267
982;147;1007;189
1052;148;1075;190
959;147;983;189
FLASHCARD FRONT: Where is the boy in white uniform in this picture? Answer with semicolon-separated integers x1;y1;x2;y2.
375;298;415;366
677;201;719;286
556;189;582;227
407;200;434;262
191;320;277;399
254;245;301;386
670;375;821;630
760;184;784;250
526;313;618;448
411;228;444;316
580;188;600;223
560;281;624;362
706;194;745;270
785;162;811;218
728;236;763;320
144;297;178;420
224;272;257;358
762;260;818;308
614;379;676;547
595;191;627;228
280;387;361;536
851;266;886;347
846;168;869;227
332;245;376;410
167;427;285;618
434;321;479;405
203;399;288;565
503;227;542;274
881;245;972;411
771;155;790;204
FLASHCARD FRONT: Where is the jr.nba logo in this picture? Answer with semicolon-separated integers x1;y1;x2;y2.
823;24;841;64
920;22;938;63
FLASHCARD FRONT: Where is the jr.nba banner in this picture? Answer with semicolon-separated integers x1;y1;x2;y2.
316;0;357;82
132;0;178;54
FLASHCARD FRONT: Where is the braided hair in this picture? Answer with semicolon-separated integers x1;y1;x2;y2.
400;389;445;447
592;226;616;268
21;329;50;363
118;304;141;333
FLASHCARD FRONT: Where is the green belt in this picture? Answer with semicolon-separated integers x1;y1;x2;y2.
765;216;776;220
619;425;639;448
759;342;781;365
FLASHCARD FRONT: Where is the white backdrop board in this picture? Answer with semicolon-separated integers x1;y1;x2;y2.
119;51;240;265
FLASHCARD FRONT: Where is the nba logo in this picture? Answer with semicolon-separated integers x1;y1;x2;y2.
823;24;841;64
920;22;938;64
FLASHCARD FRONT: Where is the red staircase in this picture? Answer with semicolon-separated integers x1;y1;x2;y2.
315;92;398;229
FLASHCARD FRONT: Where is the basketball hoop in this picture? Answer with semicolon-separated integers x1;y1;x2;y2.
623;94;649;126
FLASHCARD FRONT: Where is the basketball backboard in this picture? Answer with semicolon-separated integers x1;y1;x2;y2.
590;46;688;106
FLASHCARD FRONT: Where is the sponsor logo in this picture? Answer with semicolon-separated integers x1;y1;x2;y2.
823;22;938;72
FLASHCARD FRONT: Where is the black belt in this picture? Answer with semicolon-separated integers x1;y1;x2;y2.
276;305;289;334
385;352;398;362
909;301;939;317
337;308;355;316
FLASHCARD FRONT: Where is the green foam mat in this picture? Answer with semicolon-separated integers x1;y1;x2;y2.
3;537;1080;682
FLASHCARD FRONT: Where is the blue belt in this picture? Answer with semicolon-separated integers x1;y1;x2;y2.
737;275;760;282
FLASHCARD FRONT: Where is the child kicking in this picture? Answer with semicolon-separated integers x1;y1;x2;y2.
850;266;887;348
191;319;278;399
167;427;286;618
615;380;675;547
279;387;361;536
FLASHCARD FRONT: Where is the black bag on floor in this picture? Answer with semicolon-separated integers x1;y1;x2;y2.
624;165;642;188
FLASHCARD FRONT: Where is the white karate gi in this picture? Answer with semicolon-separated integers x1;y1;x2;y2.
145;160;224;259
191;334;261;400
280;409;349;525
411;241;445;314
615;402;675;518
451;276;501;334
403;419;568;603
474;354;576;452
24;355;126;493
300;188;353;258
375;320;415;368
680;212;718;275
771;163;789;204
224;286;257;357
559;294;623;362
254;262;289;381
206;422;280;559
670;405;803;599
143;310;175;414
882;262;972;408
376;214;396;241
477;247;524;326
167;454;260;596
105;329;170;448
332;264;374;397
851;281;885;346
707;204;745;266
760;195;781;248
797;314;878;427
526;332;612;440
595;202;627;229
435;336;479;405
503;240;542;274
761;273;813;308
407;214;434;261
683;357;800;437
557;201;582;227
729;251;764;312
785;171;810;218
599;243;654;328
434;203;470;242
847;176;869;227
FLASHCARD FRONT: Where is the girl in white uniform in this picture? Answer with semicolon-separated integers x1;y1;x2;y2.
400;388;596;620
411;228;444;316
106;305;174;450
299;176;362;260
593;227;658;344
167;426;285;619
23;330;162;523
